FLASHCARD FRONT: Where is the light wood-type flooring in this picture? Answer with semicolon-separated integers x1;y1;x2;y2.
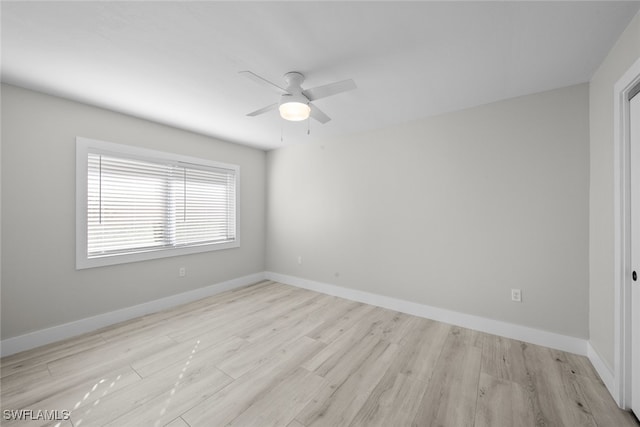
1;280;638;427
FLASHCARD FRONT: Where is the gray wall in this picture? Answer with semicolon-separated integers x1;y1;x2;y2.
589;12;640;369
267;84;590;338
1;84;266;339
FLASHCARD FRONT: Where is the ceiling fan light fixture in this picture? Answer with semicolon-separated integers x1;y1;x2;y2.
241;70;355;125
279;101;310;121
279;94;310;121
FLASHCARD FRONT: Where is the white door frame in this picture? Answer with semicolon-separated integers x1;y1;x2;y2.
613;57;640;409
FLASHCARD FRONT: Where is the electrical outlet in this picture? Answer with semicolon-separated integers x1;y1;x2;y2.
511;288;522;302
179;267;186;277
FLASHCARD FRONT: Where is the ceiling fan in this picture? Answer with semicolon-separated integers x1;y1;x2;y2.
240;71;356;124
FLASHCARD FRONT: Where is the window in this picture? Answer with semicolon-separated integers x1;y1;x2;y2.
76;137;239;269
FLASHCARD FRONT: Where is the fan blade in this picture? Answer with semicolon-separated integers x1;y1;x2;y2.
247;103;278;117
309;103;331;124
303;79;356;101
239;71;289;95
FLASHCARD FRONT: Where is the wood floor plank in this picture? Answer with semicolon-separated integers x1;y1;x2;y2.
2;365;141;427
235;293;329;342
182;336;325;427
549;348;601;382
394;317;450;382
481;333;522;381
0;334;106;379
573;374;640;427
295;339;399;427
347;318;449;426
348;373;428;427
1;282;636;427
411;327;483;427
305;302;376;344
131;335;248;378
167;286;311;343
300;297;359;336
1;364;52;406
164;417;190;427
522;343;598;427
69;343;233;426
47;334;177;378
153;293;270;343
301;307;399;376
102;364;232;427
217;318;323;379
294;308;412;427
226;367;326;427
474;372;537;427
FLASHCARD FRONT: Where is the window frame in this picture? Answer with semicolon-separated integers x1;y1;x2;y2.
76;137;240;269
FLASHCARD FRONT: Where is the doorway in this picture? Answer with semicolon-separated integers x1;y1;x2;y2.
614;57;640;412
631;80;640;418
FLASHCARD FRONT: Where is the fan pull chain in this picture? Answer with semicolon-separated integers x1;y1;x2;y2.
307;117;311;135
280;121;284;142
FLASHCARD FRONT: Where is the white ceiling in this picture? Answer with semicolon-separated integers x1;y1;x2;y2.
2;1;639;150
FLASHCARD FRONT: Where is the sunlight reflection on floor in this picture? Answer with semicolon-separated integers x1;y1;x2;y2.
154;340;200;427
69;373;122;427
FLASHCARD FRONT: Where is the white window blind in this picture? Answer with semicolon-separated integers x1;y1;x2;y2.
77;137;239;269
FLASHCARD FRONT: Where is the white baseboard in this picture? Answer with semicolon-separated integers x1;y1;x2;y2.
265;271;588;356
587;342;616;398
0;270;591;361
0;272;266;357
